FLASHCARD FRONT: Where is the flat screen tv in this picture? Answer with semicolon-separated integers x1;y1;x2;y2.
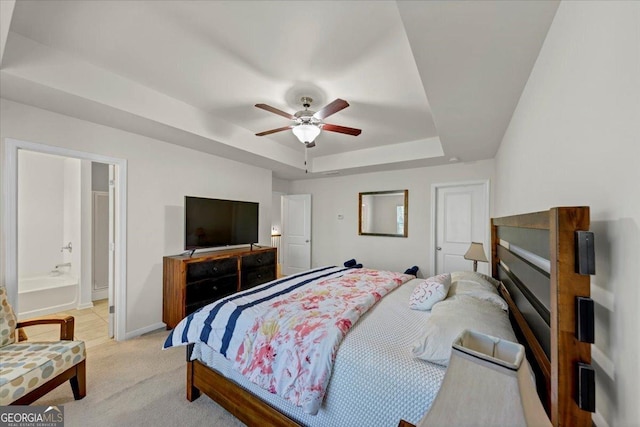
185;196;258;250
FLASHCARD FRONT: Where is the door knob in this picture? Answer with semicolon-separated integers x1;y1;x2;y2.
436;247;442;251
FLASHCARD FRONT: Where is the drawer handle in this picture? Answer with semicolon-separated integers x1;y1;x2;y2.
257;274;262;279
213;267;218;273
257;257;262;264
212;285;218;292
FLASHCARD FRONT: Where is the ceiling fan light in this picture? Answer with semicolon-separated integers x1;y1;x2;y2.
292;124;321;144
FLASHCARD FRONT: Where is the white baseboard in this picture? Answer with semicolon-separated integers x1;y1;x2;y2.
124;322;166;340
76;302;94;310
92;289;108;301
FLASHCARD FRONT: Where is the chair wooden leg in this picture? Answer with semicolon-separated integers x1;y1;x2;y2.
70;359;86;400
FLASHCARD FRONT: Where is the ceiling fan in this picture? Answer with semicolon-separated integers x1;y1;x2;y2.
255;97;361;148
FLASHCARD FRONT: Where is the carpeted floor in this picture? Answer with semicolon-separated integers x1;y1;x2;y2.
33;329;246;427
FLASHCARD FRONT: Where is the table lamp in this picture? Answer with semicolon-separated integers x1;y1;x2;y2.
464;242;488;272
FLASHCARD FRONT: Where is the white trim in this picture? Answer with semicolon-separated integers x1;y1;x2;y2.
91;289;109;302
430;179;491;277
76;302;94;311
3;140;18;307
3;138;128;341
79;160;93;309
125;322;166;340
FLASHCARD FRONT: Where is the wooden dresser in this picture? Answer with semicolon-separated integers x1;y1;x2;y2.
163;246;277;329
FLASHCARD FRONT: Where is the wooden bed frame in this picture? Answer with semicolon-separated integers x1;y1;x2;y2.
184;206;595;427
492;206;594;426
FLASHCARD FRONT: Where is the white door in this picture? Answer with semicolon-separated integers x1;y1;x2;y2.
282;194;311;276
92;191;109;301
433;182;489;275
107;166;116;339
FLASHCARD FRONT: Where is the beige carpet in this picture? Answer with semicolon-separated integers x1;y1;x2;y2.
33;329;245;427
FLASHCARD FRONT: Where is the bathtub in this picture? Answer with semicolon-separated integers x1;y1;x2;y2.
17;273;78;320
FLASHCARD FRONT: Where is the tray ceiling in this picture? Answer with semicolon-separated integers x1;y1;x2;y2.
0;0;559;179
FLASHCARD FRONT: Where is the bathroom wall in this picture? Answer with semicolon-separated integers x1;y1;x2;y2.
18;151;65;278
63;158;81;281
18;151;81;280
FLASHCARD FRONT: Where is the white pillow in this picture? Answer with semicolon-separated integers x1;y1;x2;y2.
409;273;451;311
449;273;508;311
451;271;501;288
412;294;516;366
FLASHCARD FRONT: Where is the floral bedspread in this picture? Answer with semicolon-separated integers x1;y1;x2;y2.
164;266;412;414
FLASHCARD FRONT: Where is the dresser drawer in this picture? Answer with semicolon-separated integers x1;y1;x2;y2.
186;276;237;314
186;257;237;284
241;265;276;290
242;251;276;269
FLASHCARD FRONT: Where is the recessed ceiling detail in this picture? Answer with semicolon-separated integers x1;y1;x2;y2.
0;1;559;179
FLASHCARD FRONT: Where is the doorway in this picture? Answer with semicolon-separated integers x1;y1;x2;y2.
3;138;127;341
431;180;490;276
281;194;312;276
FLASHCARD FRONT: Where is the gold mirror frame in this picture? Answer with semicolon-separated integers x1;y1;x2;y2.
358;189;408;237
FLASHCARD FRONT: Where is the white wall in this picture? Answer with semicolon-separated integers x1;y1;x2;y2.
494;2;640;426
1;99;273;336
290;160;494;276
272;177;290;194
17;151;65;278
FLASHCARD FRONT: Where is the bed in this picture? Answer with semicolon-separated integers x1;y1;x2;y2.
165;206;594;427
165;266;451;426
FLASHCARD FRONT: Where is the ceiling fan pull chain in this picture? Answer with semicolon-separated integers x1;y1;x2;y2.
304;147;308;174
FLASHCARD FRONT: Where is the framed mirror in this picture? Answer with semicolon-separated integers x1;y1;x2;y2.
358;190;408;237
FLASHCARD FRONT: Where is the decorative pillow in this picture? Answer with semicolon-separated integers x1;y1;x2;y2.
412;294;516;366
0;286;17;347
409;273;451;311
449;272;508;311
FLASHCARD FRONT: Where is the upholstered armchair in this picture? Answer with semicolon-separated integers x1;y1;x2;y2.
0;286;86;405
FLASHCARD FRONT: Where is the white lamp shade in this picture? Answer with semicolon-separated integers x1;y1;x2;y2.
418;330;551;427
464;242;488;262
292;124;321;143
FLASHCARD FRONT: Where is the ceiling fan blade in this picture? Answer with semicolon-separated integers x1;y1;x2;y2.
313;99;349;120
322;123;362;136
255;125;293;136
255;103;295;120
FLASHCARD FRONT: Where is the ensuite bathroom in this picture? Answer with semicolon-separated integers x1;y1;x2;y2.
17;150;111;346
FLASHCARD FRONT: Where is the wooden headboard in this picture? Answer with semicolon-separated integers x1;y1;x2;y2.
491;207;595;426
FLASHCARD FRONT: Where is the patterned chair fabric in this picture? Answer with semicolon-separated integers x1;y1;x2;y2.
0;286;18;347
0;340;86;405
0;286;86;405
